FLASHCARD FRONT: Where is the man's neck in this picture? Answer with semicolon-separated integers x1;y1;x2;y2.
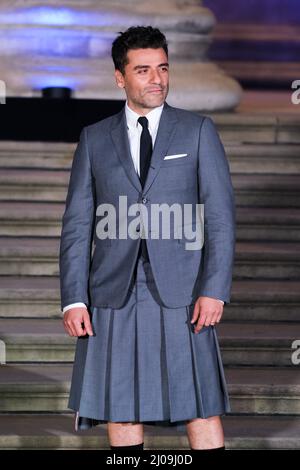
126;101;164;116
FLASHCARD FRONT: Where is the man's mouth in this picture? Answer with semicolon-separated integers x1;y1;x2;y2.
147;89;163;93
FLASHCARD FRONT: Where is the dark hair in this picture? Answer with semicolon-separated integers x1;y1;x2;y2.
111;26;168;74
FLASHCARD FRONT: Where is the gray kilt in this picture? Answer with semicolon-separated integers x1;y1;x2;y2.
68;255;231;432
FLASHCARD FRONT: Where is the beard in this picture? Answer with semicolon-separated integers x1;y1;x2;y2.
130;85;169;110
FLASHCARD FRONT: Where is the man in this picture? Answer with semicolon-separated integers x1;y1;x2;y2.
59;26;236;451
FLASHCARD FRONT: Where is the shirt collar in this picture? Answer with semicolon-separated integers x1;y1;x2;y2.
125;100;164;133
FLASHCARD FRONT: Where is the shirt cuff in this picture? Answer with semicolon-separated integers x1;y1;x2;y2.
62;302;87;314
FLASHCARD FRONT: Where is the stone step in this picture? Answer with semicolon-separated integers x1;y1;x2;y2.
231;174;300;207
0;202;63;236
1;142;300;173
0;141;299;174
0;276;59;318
0;169;69;202
233;241;300;279
212;113;300;145
227;144;300;174
0;141;75;170
0;278;299;319
0;364;299;414
0;237;60;276
218;323;300;366
224;302;300;323
0;203;300;240
0;319;299;366
236;207;300;241
225;367;300;414
1;170;300;207
0;413;299;449
1;237;299;279
0;114;299;167
0;318;76;363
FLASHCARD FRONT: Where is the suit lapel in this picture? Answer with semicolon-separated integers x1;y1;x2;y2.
110;101;178;194
110;108;142;193
143;102;178;194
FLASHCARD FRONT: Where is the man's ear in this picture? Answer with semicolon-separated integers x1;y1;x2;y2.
114;69;125;89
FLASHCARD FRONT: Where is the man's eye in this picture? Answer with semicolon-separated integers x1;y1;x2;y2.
138;69;147;74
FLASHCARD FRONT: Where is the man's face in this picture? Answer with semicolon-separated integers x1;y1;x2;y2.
114;48;169;114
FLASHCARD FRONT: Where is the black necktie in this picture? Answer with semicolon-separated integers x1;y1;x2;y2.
138;116;152;188
137;116;152;260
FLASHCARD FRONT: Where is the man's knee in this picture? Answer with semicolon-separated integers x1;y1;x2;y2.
186;416;221;424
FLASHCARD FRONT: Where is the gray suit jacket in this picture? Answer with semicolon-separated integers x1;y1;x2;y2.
59;102;236;311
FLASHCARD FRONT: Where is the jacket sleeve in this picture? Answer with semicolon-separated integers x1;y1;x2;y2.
59;127;95;311
197;116;236;304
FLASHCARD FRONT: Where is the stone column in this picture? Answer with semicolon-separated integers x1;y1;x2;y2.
0;0;242;110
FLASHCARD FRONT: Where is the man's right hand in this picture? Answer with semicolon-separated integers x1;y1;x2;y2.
63;307;94;337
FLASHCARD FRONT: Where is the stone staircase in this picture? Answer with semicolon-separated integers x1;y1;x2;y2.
0;112;300;449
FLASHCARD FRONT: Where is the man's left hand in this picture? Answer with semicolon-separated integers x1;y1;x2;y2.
191;296;224;334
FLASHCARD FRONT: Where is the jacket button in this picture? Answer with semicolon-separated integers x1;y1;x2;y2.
142;198;147;203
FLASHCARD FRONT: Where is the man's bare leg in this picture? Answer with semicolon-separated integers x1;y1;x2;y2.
185;416;225;449
107;422;144;447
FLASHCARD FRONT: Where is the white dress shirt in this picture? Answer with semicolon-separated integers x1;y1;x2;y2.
62;101;224;313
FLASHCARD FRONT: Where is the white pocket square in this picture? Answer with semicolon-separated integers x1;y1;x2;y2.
164;153;188;160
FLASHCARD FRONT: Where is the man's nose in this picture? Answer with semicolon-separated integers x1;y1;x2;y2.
149;69;162;84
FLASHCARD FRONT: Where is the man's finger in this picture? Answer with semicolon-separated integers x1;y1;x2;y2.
65;320;76;336
194;314;206;333
204;312;217;326
73;320;86;337
191;304;200;324
83;313;94;336
209;316;217;326
63;325;73;336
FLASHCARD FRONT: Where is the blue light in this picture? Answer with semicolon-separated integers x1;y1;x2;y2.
30;75;80;91
3;6;79;26
4;28;95;57
0;5;119;94
0;6;118;27
27;6;75;26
